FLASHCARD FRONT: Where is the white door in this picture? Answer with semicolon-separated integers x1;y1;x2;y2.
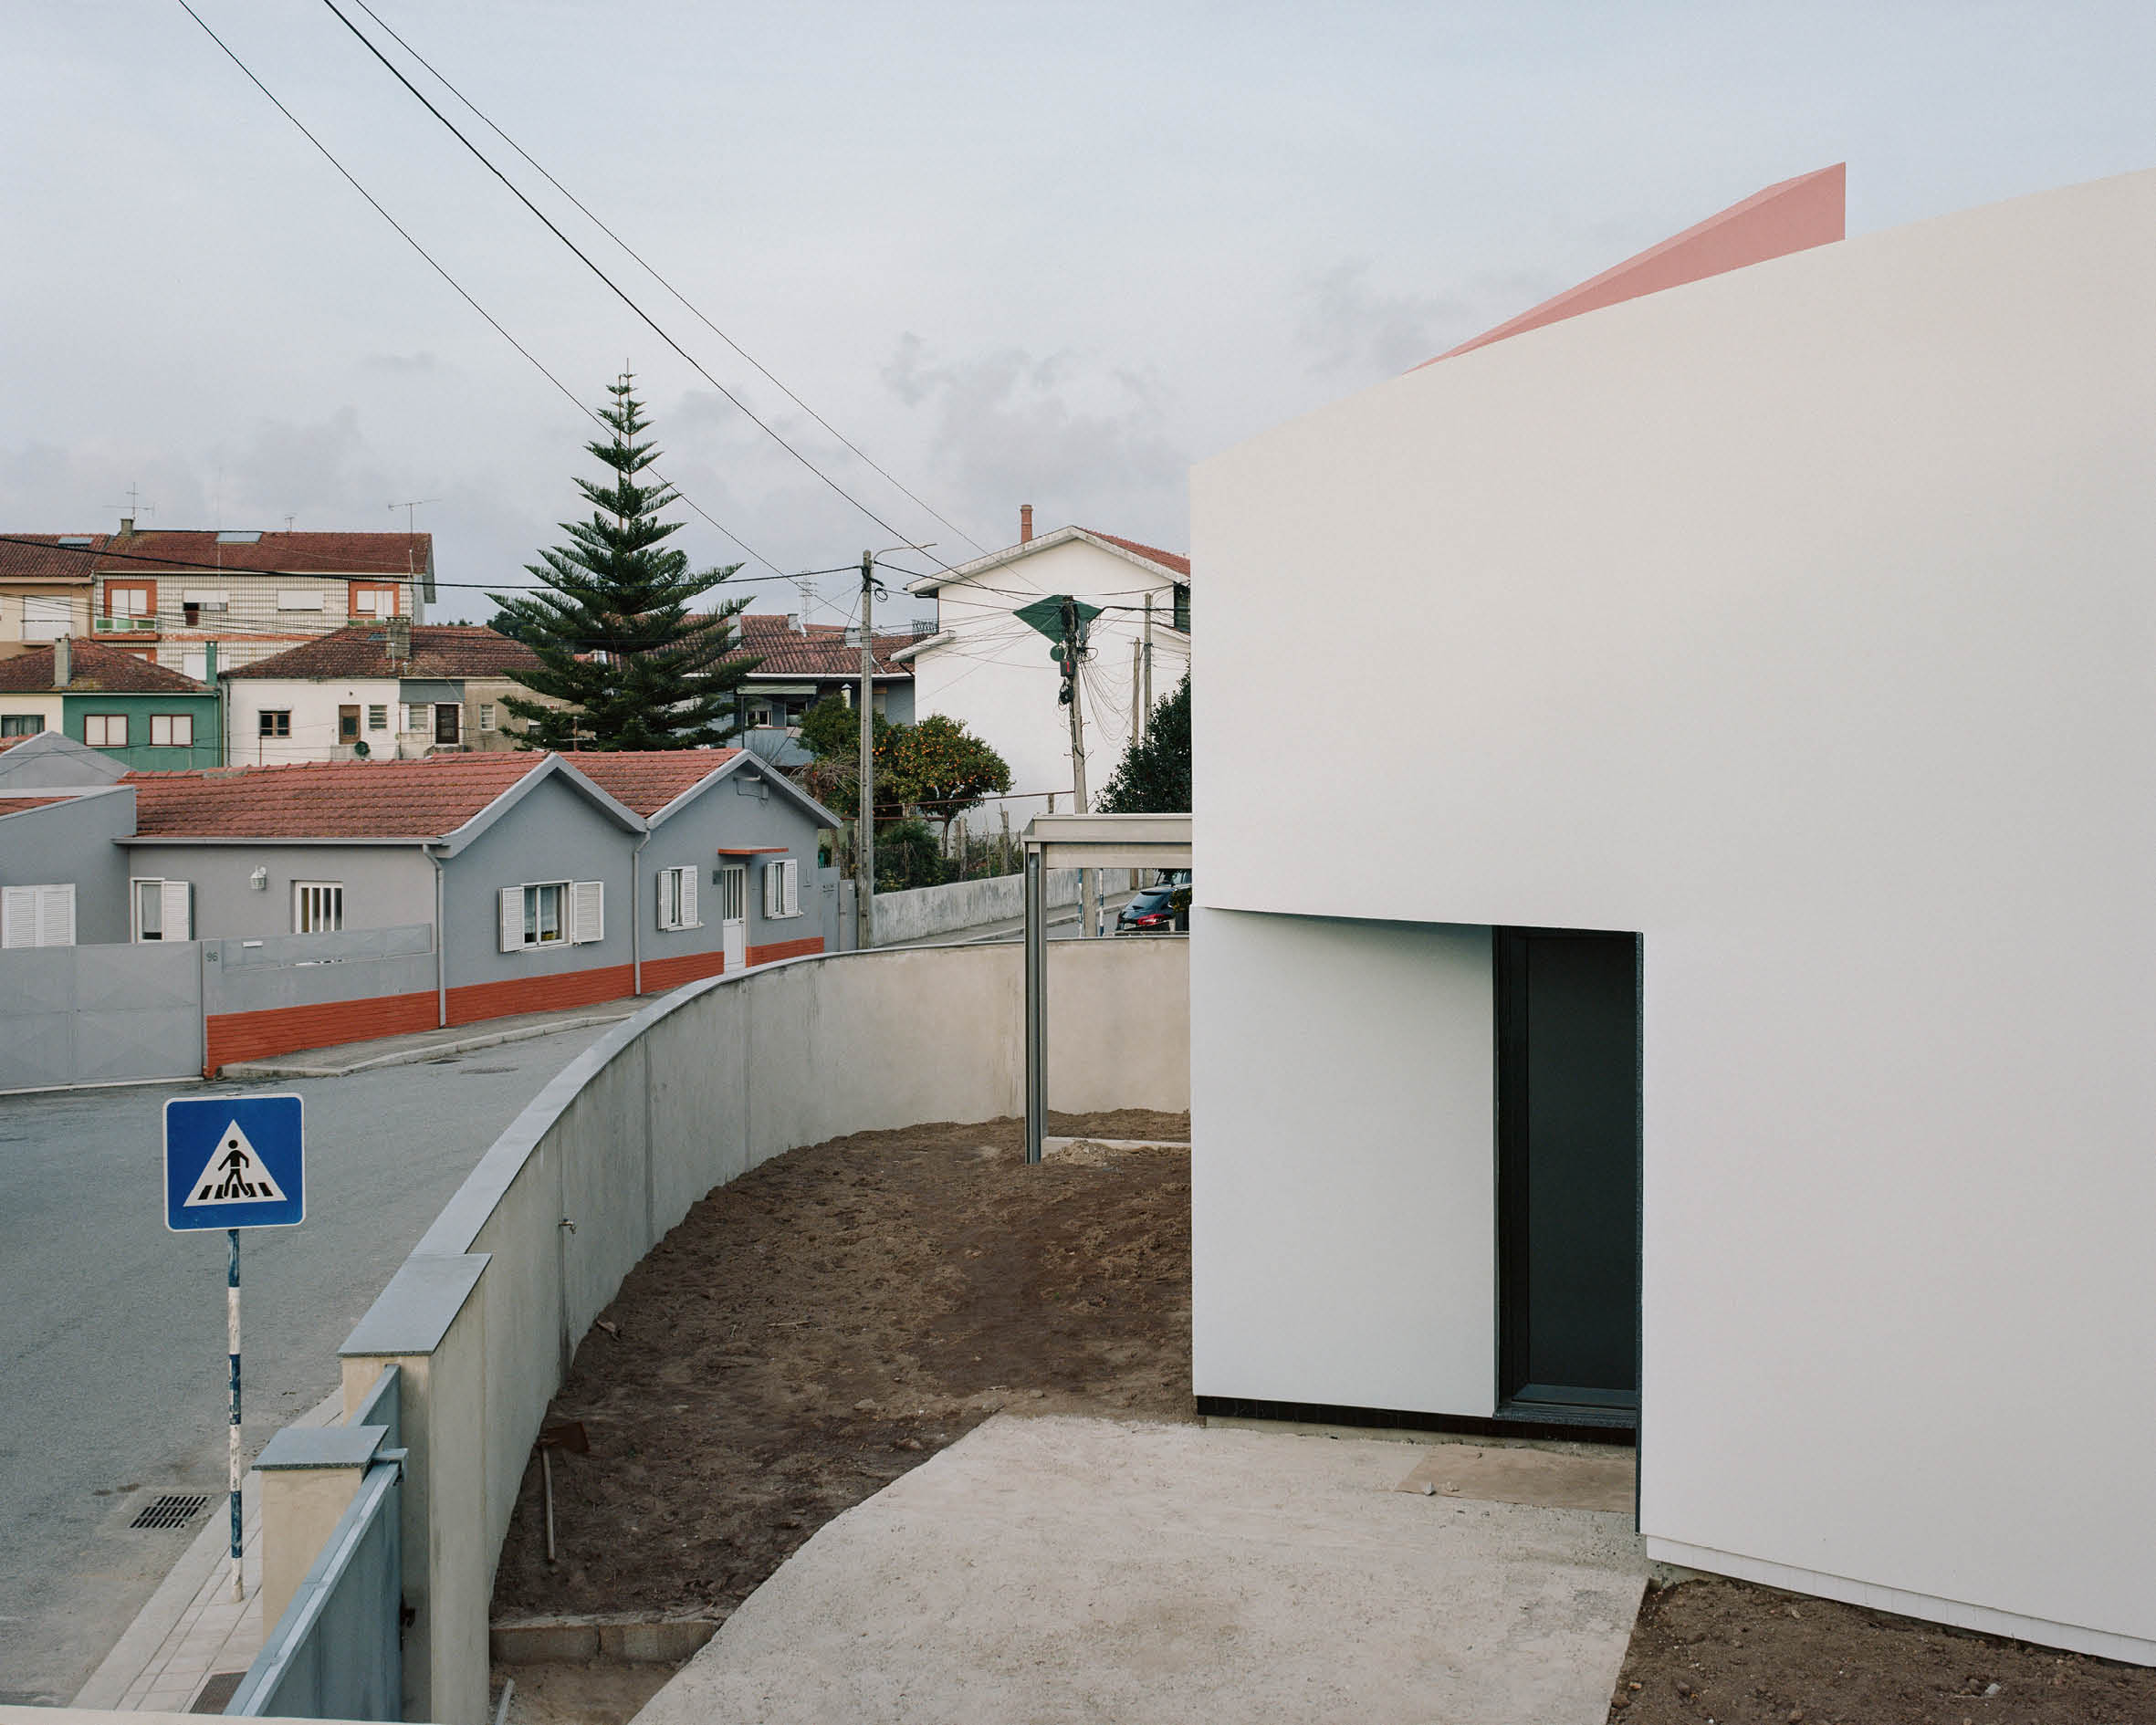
719;864;748;971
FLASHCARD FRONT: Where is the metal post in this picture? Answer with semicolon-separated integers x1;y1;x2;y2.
1141;592;1154;736
855;551;875;951
1023;844;1047;1166
1062;600;1096;940
226;1228;243;1602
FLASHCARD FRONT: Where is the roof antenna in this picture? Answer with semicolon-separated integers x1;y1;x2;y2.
389;497;441;535
102;484;154;534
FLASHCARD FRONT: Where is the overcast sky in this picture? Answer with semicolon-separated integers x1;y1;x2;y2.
5;2;2153;624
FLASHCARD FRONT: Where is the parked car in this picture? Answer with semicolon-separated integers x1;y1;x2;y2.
1115;878;1191;935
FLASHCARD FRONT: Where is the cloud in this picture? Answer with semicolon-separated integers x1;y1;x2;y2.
360;351;442;376
1296;261;1563;380
880;336;1187;549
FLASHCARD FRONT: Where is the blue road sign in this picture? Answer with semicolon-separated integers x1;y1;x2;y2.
164;1094;306;1231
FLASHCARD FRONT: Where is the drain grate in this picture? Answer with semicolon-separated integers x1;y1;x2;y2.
192;1672;246;1713
131;1492;212;1531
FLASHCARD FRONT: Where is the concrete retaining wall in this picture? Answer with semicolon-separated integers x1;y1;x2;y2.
871;867;1133;944
327;936;1188;1724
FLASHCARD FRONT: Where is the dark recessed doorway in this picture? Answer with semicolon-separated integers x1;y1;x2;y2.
1495;927;1641;1427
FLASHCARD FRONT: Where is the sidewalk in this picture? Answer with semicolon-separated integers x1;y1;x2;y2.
877;891;1139;950
71;1393;342;1714
219;1002;638;1080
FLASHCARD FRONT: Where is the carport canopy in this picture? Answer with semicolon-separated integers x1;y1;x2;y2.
1020;813;1193;1164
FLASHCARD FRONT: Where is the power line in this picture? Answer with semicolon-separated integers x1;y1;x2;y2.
166;0;782;577
343;0;989;561
318;0;954;570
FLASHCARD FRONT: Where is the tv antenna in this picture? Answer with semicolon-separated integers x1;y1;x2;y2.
388;497;442;534
103;484;155;528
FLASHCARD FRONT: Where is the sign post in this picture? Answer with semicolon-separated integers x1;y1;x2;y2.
164;1095;306;1603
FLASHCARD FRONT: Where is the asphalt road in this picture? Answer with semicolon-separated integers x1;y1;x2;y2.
0;1024;612;1705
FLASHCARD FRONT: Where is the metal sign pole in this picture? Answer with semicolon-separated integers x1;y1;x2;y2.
226;1227;242;1601
1024;844;1047;1166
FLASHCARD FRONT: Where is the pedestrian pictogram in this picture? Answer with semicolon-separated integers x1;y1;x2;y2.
184;1122;289;1208
164;1094;305;1232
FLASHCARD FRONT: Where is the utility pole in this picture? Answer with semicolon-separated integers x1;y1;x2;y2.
1062;597;1096;938
1130;638;1142;748
1141;592;1154;737
856;550;876;952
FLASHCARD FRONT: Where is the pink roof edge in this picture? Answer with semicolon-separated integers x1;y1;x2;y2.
1418;162;1847;369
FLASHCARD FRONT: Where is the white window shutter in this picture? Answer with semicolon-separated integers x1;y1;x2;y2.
655;871;674;931
1;886;30;948
571;880;603;944
763;862;780;918
781;858;800;917
161;879;193;941
499;885;523;952
39;883;75;947
679;867;696;928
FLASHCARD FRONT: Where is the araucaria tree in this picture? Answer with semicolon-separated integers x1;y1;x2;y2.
1098;670;1190;812
490;375;758;749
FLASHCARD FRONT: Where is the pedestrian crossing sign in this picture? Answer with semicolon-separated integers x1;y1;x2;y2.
164;1094;306;1231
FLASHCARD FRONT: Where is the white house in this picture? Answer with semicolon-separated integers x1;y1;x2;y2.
1189;162;2156;1665
898;512;1189;826
221;622;554;766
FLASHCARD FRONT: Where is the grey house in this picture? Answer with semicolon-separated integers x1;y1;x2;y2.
0;733;136;946
570;748;842;988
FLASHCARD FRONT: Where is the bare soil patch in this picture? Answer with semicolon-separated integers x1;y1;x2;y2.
1608;1577;2156;1724
490;1110;1192;1626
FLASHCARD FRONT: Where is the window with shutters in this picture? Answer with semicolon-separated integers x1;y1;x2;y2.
150;713;194;748
1;883;75;947
656;865;699;930
338;706;361;744
434;703;461;745
23;596;70;641
762;857;801;919
293;882;343;934
349;582;398;617
107;583;154;618
258;710;291;738
84;714;128;748
501;880;603;948
367;705;389;731
131;878;193;942
276;589;326;612
1172;582;1190;633
479;703;497;732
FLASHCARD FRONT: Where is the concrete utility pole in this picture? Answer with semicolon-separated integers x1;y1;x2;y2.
1062;597;1096;938
856;550;875;951
1141;592;1154;737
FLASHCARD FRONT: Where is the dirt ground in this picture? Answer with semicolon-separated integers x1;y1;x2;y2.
490;1110;1194;1625
1608;1577;2156;1724
491;1114;2156;1725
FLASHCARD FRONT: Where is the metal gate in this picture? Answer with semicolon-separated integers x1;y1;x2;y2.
0;941;202;1092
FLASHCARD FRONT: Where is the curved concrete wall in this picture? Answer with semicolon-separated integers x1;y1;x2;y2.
328;936;1188;1724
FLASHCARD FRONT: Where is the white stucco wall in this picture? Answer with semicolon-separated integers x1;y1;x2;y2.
908;536;1189;824
1190;166;2156;1661
1191;911;1494;1416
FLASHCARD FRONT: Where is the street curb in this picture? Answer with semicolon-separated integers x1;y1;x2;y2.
219;1012;636;1081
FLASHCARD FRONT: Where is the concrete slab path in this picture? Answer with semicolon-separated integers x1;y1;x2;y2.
633;1415;1647;1725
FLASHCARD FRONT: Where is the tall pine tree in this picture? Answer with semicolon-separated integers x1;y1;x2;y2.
490;374;758;749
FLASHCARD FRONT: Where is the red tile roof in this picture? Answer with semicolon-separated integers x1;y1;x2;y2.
89;530;432;579
0;534;108;583
0;640;209;694
0;794;75;815
565;748;742;816
1083;530;1190;579
225;624;540;681
126;753;546;839
727;612;917;678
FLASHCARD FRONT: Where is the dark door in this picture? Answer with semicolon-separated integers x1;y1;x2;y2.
1495;927;1640;1426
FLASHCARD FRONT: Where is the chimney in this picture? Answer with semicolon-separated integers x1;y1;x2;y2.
385;615;412;665
117;517;134;538
1020;504;1033;545
786;612;803;634
54;634;71;686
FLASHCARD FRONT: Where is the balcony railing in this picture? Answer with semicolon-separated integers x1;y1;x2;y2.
92;614;159;634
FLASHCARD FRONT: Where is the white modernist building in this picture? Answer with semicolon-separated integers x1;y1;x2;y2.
899;517;1189;827
1189;165;2156;1664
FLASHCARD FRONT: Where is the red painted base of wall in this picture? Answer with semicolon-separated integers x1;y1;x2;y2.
748;936;825;967
641;949;731;994
204;991;440;1075
445;965;636;1028
202;939;824;1074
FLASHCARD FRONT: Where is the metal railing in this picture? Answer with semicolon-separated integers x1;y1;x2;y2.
226;1367;404;1720
91;613;159;633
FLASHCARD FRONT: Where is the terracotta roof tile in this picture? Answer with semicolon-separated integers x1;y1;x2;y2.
0;534;107;583
1082;530;1190;579
0;794;76;815
225;624;539;681
726;612;917;678
566;748;743;816
125;752;546;840
0;640;209;694
89;530;432;578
